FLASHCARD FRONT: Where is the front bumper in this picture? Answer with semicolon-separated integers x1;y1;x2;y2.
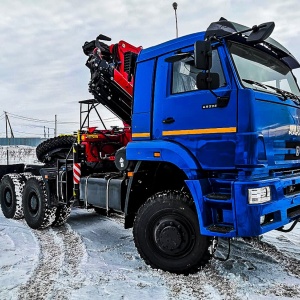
234;174;300;236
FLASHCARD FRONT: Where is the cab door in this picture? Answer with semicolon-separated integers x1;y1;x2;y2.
152;45;238;169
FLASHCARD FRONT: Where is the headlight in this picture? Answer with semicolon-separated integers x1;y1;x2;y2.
248;187;271;204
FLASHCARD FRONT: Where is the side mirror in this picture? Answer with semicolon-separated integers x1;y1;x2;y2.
247;22;275;43
196;72;220;90
194;41;212;70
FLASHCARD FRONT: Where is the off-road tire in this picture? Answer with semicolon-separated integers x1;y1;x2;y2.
22;176;57;229
133;190;211;274
0;174;26;219
52;205;72;227
36;136;76;164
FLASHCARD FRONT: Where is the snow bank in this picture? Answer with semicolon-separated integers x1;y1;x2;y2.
0;146;40;165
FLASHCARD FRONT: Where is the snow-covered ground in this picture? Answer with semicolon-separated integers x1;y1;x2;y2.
0;208;300;300
1;146;300;299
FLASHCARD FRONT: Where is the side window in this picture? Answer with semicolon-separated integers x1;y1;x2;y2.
172;49;226;94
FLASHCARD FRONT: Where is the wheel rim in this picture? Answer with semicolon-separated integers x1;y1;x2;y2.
4;188;12;208
28;193;39;215
151;213;196;258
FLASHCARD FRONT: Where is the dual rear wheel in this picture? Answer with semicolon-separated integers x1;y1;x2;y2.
0;174;71;229
0;174;27;219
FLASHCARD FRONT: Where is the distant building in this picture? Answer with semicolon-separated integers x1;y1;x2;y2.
0;138;47;147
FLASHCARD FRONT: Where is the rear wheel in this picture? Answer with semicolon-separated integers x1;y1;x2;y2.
22;177;57;229
52;205;72;227
133;190;211;274
0;174;25;219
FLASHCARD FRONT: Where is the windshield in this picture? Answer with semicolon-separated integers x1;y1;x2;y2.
228;42;300;97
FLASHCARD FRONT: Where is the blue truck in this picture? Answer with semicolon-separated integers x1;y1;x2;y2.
1;18;300;274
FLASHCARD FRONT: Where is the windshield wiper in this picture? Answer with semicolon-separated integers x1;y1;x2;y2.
263;83;300;105
242;79;268;90
242;78;300;105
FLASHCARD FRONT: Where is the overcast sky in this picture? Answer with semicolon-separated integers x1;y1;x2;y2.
1;0;300;137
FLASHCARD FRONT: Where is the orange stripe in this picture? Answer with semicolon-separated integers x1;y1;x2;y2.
132;132;150;138
162;127;236;136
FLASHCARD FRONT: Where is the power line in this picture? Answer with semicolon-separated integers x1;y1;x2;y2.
7;112;55;123
6;111;119;123
55;121;78;124
3;111;122;138
11;123;55;130
13;130;47;137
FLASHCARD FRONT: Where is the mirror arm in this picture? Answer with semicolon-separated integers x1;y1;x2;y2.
207;35;223;46
206;68;218;98
209;88;218;98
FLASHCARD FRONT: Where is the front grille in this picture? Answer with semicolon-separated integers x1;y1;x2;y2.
287;205;300;218
284;183;300;196
273;140;300;162
270;167;300;177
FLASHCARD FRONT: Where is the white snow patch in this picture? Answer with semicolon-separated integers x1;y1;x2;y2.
0;216;39;300
0;145;40;165
1;208;300;299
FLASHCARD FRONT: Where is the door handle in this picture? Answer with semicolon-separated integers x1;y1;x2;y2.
162;117;175;124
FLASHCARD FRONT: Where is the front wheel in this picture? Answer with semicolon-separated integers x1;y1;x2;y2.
22;177;57;229
133;191;211;274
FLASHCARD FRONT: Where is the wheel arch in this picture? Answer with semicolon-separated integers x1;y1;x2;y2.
126;140;202;178
124;161;207;231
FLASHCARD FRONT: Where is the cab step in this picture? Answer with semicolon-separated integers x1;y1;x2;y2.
207;224;234;234
205;193;231;200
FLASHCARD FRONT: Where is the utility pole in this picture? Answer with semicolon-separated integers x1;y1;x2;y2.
5;111;8;139
5;111;8;165
54;114;57;137
4;111;14;138
4;111;14;165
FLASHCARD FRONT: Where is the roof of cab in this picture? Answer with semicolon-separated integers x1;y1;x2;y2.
137;21;300;69
137;32;205;63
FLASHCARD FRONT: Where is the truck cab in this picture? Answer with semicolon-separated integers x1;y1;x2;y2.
127;19;300;240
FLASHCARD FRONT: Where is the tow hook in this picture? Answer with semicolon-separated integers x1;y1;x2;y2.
277;218;300;233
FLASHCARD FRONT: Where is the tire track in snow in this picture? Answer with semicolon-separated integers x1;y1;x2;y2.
161;263;239;300
50;224;86;299
242;238;300;298
17;224;86;299
17;228;63;299
163;271;207;299
245;238;300;278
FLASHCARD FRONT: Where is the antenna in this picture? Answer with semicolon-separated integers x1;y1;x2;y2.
172;2;178;38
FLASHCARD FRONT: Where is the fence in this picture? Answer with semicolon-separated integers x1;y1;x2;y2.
0;146;41;165
0;138;46;147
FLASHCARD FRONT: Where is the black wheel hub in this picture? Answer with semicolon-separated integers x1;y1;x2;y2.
29;194;39;214
4;189;12;207
154;218;192;256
